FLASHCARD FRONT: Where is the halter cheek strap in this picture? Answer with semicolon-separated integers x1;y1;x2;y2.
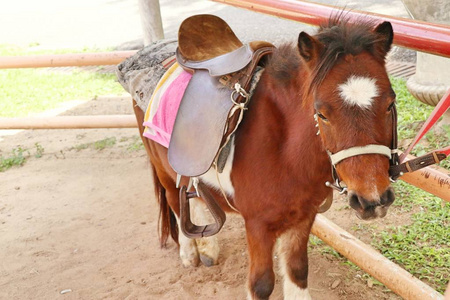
328;144;392;166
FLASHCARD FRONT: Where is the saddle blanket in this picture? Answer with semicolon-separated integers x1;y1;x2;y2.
143;63;192;148
116;39;193;148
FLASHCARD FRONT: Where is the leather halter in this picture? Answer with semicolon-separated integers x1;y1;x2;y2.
389;89;450;178
320;105;399;194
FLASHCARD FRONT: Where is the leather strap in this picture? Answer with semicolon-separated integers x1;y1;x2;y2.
179;181;226;239
389;89;449;179
399;89;450;162
389;150;448;178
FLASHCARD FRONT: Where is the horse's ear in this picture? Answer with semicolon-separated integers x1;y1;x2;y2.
374;22;393;56
298;32;323;66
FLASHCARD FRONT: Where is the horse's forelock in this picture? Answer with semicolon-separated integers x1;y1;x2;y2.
310;16;386;93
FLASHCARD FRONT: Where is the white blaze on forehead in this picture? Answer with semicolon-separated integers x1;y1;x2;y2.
338;75;379;108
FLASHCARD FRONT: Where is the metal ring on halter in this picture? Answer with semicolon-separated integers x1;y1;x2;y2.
231;83;250;107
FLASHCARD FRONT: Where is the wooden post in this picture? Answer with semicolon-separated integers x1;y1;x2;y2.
312;215;443;300
138;0;164;46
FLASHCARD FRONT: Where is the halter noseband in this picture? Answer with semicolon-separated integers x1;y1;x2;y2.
317;105;399;194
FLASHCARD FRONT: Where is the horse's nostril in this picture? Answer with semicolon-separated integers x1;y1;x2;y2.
380;188;395;206
349;193;361;210
349;193;377;210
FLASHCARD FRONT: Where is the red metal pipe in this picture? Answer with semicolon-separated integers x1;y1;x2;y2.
212;0;450;58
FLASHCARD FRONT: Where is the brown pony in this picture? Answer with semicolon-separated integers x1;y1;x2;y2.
133;16;396;300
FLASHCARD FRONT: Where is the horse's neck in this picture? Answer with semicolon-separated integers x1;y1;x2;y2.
247;70;329;171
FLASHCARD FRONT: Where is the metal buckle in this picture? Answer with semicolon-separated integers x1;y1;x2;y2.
231;83;250;107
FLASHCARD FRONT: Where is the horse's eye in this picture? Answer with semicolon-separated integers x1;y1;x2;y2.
317;112;328;121
387;101;395;112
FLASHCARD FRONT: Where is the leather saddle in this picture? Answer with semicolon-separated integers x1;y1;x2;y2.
168;15;275;238
169;14;274;177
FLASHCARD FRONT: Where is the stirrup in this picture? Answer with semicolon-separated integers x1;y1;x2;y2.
179;181;226;239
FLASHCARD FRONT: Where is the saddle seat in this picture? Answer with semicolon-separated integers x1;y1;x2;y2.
178;14;243;62
177;14;273;77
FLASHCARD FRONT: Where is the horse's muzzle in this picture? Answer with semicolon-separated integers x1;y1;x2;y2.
348;187;395;220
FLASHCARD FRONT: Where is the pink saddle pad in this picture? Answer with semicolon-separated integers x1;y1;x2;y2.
143;63;192;148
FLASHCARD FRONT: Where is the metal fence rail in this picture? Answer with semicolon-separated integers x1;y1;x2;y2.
212;0;450;57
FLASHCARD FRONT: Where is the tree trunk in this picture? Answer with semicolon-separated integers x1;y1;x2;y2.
138;0;164;46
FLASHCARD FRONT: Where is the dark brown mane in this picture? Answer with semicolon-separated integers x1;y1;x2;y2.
265;43;300;86
266;16;386;92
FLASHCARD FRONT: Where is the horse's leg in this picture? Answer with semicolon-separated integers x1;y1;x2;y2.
132;100;200;267
246;220;277;300
174;216;200;267
278;219;314;300
190;197;220;266
153;168;201;268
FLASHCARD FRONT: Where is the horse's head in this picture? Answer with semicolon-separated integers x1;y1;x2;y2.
298;19;396;220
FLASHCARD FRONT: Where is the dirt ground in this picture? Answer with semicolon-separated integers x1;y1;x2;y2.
0;96;403;299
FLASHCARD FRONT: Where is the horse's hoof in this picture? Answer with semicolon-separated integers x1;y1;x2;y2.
200;254;216;267
196;237;219;267
181;254;200;268
180;244;200;267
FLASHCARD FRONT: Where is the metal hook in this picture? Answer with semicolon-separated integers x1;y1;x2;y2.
325;181;348;195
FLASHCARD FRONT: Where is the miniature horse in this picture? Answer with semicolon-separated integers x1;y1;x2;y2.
133;17;396;300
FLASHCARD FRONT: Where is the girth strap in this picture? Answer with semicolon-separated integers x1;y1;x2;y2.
328;144;392;166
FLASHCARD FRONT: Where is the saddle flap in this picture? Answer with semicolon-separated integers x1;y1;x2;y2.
178;14;243;61
168;70;234;177
176;45;253;77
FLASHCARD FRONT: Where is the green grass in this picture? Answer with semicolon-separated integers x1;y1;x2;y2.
0;143;44;172
72;137;117;151
0;146;28;172
0;44;125;118
126;135;145;152
373;181;450;294
93;137;116;150
372;79;449;293
391;77;450;169
391;77;434;140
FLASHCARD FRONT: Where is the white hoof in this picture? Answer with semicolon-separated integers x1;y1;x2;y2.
196;236;220;267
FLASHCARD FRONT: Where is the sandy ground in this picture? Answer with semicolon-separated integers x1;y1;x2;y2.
0;95;406;299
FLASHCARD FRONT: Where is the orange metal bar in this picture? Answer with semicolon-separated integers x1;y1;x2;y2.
0;115;137;129
212;0;450;57
0;51;137;69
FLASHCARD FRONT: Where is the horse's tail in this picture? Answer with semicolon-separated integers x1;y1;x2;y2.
151;164;179;247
